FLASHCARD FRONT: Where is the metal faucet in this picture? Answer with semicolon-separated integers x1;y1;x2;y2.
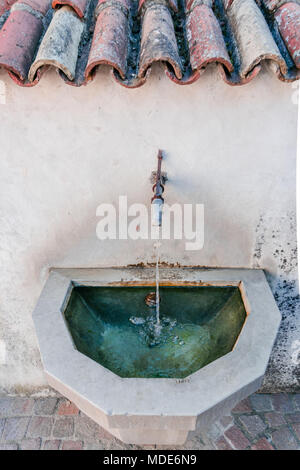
151;150;167;227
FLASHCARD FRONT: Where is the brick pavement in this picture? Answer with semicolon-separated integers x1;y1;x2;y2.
0;393;299;450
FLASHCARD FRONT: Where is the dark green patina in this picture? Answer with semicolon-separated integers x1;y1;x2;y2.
63;285;247;379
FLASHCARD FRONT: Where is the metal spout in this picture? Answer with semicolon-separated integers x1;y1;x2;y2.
151;198;164;227
151;150;165;227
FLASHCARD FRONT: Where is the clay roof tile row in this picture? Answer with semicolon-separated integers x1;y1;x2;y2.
0;0;299;87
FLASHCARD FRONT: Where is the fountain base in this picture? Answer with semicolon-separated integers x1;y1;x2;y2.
33;267;281;446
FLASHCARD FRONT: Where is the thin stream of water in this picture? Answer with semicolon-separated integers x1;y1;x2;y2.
155;241;160;326
154;227;162;332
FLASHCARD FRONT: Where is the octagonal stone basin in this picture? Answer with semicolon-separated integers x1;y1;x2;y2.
64;285;247;379
33;268;281;446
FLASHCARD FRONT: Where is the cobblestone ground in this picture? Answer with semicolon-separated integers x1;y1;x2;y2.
0;393;299;450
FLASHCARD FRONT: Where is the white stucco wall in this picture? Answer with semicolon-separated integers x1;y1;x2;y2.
0;63;298;394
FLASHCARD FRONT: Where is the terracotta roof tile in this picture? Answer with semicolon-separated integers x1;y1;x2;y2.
262;0;300;12
17;0;52;15
52;0;89;17
275;2;300;68
187;4;232;75
228;0;287;79
138;2;182;80
86;0;130;82
0;0;299;87
0;1;17;16
0;1;46;83
29;6;84;81
139;0;178;12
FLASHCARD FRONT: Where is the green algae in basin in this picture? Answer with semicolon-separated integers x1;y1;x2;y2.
63;286;247;378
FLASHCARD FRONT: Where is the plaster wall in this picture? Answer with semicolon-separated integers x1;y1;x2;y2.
0;63;298;394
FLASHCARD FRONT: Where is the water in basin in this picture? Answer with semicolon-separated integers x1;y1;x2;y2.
63;285;247;378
